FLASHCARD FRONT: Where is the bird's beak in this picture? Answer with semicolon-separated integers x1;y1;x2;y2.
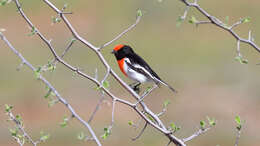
111;50;116;54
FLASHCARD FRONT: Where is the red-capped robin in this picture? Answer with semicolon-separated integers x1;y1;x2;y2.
111;44;176;93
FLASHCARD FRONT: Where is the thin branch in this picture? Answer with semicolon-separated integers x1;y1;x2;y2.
180;6;190;20
132;122;148;141
99;14;142;50
236;40;242;57
230;19;243;30
135;84;158;106
179;0;260;54
100;68;111;86
195;21;211;25
52;38;76;66
60;39;76;59
157;106;167;117
166;141;172;146
88;94;105;123
108;99;116;130
234;126;242;146
182;127;211;142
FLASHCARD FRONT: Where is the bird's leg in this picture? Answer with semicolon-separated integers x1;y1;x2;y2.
129;82;141;94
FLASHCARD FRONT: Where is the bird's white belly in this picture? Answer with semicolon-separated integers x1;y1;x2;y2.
123;61;149;83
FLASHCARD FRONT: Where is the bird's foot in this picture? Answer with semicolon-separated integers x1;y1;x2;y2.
129;82;141;94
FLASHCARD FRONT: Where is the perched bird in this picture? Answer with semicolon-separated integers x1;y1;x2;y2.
111;44;176;93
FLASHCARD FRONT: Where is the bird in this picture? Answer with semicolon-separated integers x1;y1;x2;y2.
111;44;176;93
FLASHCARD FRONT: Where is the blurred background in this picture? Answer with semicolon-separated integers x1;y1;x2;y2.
1;0;260;145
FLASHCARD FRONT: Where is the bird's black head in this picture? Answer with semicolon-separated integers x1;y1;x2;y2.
112;44;134;60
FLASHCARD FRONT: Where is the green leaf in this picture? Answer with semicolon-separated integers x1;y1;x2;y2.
241;59;248;64
5;104;13;112
225;16;229;23
9;128;18;137
77;132;85;140
48;99;58;107
17;134;23;140
170;122;181;132
34;67;42;79
200;120;206;129
235;56;248;64
52;16;61;24
137;9;142;17
40;132;50;142
235;115;244;130
170;122;176;129
145;113;155;123
44;89;52;99
101;127;111;140
145;86;151;92
235;116;241;125
176;16;184;27
47;61;56;72
103;80;110;89
128;121;134;126
163;100;171;108
71;38;77;43
60;115;69;127
241;17;251;23
0;0;7;6
189;16;198;24
207;116;216;126
15;115;22;123
27;26;37;36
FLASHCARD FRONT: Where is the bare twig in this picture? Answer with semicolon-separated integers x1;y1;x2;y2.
109;99;116;130
166;140;172;146
182;127;211;142
230;19;243;30
234;128;242;146
135;84;158;106
60;39;76;58
178;0;260;54
236;40;242;58
99;14;142;50
157;106;167;117
132;122;148;141
88;94;105;123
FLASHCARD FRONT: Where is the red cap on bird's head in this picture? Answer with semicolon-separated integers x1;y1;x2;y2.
113;44;124;51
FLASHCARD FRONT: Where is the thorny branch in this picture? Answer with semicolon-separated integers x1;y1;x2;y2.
178;0;260;58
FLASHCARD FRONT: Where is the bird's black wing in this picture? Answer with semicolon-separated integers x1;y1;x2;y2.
127;53;177;93
128;53;161;80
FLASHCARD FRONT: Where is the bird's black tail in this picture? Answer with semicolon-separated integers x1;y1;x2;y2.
155;79;177;93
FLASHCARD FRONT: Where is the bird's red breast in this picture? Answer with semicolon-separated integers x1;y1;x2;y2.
117;58;127;76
